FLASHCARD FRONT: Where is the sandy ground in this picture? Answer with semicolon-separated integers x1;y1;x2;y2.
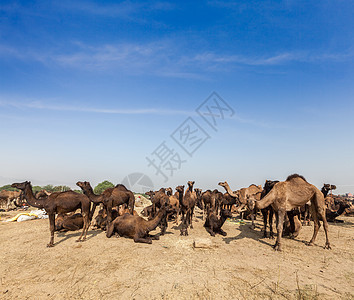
0;206;353;300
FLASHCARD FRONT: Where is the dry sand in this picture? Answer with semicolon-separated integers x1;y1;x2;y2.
0;207;353;300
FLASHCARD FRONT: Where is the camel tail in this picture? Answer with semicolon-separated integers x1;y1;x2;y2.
255;190;275;210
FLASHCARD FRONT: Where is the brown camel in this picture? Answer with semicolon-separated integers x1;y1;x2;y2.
167;187;181;224
11;181;94;247
118;204;138;216
106;204;169;243
55;213;84;231
199;190;217;220
180;181;197;235
0;190;21;210
76;181;134;224
146;189;169;234
219;181;262;229
253;174;331;251
218;181;239;210
35;190;51;199
283;211;302;238
204;209;232;236
93;208;119;230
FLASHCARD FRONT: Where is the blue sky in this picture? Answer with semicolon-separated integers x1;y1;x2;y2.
0;1;353;193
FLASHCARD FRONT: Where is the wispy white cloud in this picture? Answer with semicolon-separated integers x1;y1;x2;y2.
1;40;353;78
0;99;192;116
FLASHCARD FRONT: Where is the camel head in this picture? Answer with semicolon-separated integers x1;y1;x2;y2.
187;181;195;191
220;208;233;219
194;188;202;198
11;181;31;191
218;181;227;187
176;185;184;194
146;191;155;200
76;181;91;190
166;187;173;196
323;183;337;191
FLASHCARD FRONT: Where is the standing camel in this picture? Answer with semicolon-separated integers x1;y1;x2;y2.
76;181;135;224
11;181;94;247
252;174;331;251
180;181;197;234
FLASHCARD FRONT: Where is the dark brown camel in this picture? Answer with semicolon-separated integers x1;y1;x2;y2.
55;213;84;231
76;181;134;224
204;209;232;236
253;174;331;251
106;204;169;243
180;181;197;235
146;189;169;234
11;181;94;247
199;190;217;220
260;180;279;238
321;183;337;197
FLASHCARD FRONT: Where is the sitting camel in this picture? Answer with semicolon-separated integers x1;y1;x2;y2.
12;181;94;247
204;209;232;236
76;181;134;224
106;204;169;244
0;190;21;211
93;208;119;230
252;174;331;251
55;213;84;232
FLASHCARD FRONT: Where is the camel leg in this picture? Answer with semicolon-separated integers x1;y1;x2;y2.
250;208;255;229
206;226;215;236
47;213;55;247
261;208;268;238
218;229;227;236
190;206;194;229
269;208;274;239
134;234;152;244
273;210;285;251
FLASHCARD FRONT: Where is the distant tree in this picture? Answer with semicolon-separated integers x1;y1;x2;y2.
53;185;71;192
73;189;83;194
42;185;54;192
32;186;43;193
0;184;18;192
94;181;114;195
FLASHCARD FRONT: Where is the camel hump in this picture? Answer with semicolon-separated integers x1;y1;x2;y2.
286;174;307;182
115;184;129;191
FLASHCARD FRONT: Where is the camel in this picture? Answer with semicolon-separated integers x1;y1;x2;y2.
199;190;217;220
106;204;169;243
260;180;279;238
218;181;261;228
252;174;331;251
118;204;138;216
283;211;302;238
93;208;119;230
35;190;51;199
321;184;337;198
11;181;94;247
218;181;239;210
180;181;197;235
204;209;232;236
0;190;21;210
325;199;351;223
141;205;154;219
55;213;84;231
76;181;134;224
146;189;169;234
167;187;181;224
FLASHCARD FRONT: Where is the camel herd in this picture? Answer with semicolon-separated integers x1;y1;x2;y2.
5;174;353;251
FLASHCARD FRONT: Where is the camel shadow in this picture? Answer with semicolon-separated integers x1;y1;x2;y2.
55;229;103;246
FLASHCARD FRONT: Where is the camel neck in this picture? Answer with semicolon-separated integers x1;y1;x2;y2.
83;186;101;203
24;184;45;208
146;209;165;231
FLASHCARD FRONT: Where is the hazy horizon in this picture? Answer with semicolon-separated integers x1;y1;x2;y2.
1;1;353;195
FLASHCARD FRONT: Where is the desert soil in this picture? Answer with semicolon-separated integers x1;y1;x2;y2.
0;205;353;300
